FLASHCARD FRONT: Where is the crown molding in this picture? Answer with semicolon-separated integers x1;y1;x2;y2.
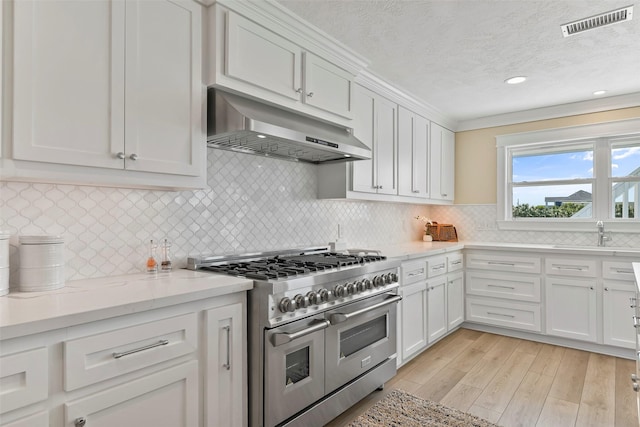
456;92;640;132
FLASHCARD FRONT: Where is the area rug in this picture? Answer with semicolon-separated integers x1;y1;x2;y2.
347;389;502;427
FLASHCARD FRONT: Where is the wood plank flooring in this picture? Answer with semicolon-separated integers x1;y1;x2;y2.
325;329;639;427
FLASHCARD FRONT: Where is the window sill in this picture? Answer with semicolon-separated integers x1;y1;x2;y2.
497;219;640;233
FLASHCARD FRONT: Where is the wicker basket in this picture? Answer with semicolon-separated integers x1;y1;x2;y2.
426;222;458;242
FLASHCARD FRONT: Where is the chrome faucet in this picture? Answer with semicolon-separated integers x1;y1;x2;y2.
596;220;610;247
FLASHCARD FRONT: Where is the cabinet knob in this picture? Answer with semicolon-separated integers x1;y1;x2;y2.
295;87;303;94
590;286;594;290
75;417;87;427
129;153;139;161
442;193;448;197
634;383;640;392
378;186;383;190
116;152;125;159
604;287;609;291
632;373;638;382
307;92;314;98
412;190;420;193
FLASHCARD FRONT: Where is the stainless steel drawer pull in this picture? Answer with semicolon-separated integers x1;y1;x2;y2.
487;312;515;318
271;320;330;347
487;261;515;266
407;270;425;277
330;295;402;325
112;339;169;359
556;266;584;271
487;284;516;290
451;260;462;265
222;325;231;370
616;269;633;274
432;264;446;270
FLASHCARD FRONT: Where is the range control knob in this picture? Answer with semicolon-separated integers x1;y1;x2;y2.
318;288;330;302
356;280;366;292
363;278;373;290
278;297;296;313
373;276;384;287
307;291;320;305
390;272;398;283
346;282;357;295
384;273;394;284
295;294;309;309
334;284;346;298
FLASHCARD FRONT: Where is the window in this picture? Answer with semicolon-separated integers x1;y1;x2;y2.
497;118;640;232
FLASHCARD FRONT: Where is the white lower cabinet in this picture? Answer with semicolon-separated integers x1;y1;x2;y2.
427;276;447;343
398;251;463;365
0;292;247;427
204;302;245;427
64;361;199;427
546;277;598;342
603;280;636;349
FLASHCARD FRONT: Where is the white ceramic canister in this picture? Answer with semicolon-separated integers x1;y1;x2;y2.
0;234;9;296
18;235;65;292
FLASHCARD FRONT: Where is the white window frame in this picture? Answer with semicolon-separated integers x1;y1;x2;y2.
497;118;640;233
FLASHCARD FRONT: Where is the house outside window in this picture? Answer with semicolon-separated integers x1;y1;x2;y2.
496;118;640;232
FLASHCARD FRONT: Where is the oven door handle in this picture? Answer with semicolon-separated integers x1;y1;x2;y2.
329;294;402;325
270;319;331;347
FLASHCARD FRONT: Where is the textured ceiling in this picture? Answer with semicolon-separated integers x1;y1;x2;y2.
276;0;640;125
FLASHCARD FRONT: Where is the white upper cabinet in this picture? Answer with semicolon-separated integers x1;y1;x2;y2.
351;85;397;195
212;7;356;124
430;122;455;202
9;0;205;189
398;107;429;198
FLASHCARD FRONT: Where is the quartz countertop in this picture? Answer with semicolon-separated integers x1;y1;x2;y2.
0;269;252;340
378;241;464;260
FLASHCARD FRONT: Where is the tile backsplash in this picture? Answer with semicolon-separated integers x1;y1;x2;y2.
2;149;638;282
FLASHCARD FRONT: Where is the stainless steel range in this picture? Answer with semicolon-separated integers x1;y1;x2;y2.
188;247;401;427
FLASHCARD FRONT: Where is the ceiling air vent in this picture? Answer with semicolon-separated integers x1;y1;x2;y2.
561;5;634;37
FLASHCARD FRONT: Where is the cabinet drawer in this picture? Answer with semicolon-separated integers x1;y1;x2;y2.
65;361;198;427
466;271;541;302
426;256;448;278
466;297;541;332
448;252;464;272
401;260;427;285
0;347;48;414
64;313;197;391
545;258;597;277
466;252;541;274
603;261;636;281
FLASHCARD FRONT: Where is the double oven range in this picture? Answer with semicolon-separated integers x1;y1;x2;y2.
188;247;401;427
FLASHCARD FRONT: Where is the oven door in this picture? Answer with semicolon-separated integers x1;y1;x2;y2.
324;293;400;393
264;315;329;427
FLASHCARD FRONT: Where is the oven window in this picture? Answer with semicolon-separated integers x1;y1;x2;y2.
340;316;387;358
286;347;310;386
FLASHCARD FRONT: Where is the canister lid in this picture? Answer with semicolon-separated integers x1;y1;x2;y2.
19;235;64;245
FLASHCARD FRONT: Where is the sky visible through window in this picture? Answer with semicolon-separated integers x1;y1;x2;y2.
512;145;640;206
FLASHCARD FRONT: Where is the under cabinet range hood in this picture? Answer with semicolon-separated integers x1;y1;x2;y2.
206;88;371;163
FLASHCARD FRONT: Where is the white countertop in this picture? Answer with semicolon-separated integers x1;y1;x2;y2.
0;269;252;340
378;241;465;260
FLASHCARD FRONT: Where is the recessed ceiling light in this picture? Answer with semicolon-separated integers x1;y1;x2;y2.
505;76;527;85
593;90;607;96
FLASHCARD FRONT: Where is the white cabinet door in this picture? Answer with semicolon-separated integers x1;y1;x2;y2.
398;107;429;198
429;122;455;202
65;361;199;427
427;276;447;343
375;96;397;195
351;85;396;195
13;0;126;169
351;85;376;193
603;281;636;349
400;281;428;361
204;302;245;427
447;272;464;330
303;52;353;118
546;277;597;342
124;0;203;176
225;12;301;101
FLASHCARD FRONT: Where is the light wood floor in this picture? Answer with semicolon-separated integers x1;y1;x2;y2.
326;328;639;427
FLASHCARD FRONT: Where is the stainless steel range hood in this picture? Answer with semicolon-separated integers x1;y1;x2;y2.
207;88;371;163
